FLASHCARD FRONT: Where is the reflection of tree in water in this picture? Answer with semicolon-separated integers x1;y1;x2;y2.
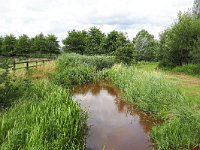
73;82;118;97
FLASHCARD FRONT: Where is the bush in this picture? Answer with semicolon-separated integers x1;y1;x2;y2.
171;64;200;77
115;43;136;65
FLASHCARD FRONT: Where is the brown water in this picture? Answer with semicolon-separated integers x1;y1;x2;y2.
73;83;157;150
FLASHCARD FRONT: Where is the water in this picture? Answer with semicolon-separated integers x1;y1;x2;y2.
73;82;157;150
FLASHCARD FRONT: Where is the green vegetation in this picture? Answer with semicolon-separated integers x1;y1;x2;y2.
0;33;60;57
98;66;200;149
51;53;115;88
0;80;87;150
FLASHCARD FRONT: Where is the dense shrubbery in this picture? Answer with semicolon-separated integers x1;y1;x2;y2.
51;53;115;87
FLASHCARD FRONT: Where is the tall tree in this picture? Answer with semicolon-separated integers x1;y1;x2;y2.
103;31;128;55
46;34;60;55
193;0;200;18
134;29;156;61
16;34;30;56
115;43;136;65
62;30;87;55
1;34;17;56
30;33;47;56
86;27;105;55
158;13;200;67
0;37;3;55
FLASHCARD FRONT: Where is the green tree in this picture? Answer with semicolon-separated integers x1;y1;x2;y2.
16;34;30;56
191;37;200;64
62;30;87;55
1;34;17;56
134;29;156;61
193;0;200;18
103;31;128;55
0;37;3;55
158;13;200;67
86;27;105;55
115;43;136;65
46;34;60;55
30;33;47;56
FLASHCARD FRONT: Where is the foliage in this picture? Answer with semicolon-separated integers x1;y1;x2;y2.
16;34;30;56
0;33;60;57
191;37;200;64
1;34;17;56
133;29;157;61
62;30;87;55
170;64;200;77
193;0;200;18
52;53;115;87
86;27;105;55
0;80;87;150
98;66;200;149
103;31;129;55
158;12;200;67
115;43;136;65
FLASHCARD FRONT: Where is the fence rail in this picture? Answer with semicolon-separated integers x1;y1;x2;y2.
11;59;53;71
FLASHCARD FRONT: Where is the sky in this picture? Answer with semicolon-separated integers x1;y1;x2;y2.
0;0;194;42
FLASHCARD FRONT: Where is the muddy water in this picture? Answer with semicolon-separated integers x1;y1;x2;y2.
73;83;157;150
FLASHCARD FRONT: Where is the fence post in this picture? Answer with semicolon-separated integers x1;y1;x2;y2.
13;60;16;71
26;62;29;70
36;60;38;68
43;60;45;65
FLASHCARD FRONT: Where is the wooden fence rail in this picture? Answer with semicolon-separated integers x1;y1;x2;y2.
11;59;52;71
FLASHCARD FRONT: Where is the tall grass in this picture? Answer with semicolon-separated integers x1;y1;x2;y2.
0;80;87;150
98;66;200;149
52;53;115;88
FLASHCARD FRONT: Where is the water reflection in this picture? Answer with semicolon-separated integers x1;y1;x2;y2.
73;82;156;150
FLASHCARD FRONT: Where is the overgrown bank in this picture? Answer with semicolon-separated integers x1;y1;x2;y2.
0;54;199;150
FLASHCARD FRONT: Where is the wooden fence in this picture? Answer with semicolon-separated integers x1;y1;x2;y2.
11;59;53;71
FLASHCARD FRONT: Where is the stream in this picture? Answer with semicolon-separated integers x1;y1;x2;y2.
73;82;157;150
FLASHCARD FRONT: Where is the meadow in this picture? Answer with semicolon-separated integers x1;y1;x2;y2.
0;54;199;150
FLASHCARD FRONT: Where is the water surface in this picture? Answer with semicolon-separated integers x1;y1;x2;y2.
73;83;157;150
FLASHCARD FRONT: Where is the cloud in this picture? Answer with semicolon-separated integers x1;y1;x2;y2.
0;0;194;41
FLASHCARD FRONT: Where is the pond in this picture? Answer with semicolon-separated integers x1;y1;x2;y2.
73;82;157;150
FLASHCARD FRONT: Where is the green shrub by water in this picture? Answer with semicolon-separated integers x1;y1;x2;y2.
0;80;87;150
171;64;200;77
52;53;115;87
98;66;200;149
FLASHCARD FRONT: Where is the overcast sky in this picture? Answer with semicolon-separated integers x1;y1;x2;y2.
0;0;194;41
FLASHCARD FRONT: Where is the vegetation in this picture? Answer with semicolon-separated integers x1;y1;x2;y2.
0;80;87;150
98;66;200;149
0;33;60;57
51;53;115;88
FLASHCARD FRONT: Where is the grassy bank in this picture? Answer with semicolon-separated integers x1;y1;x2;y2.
98;66;200;149
0;80;87;150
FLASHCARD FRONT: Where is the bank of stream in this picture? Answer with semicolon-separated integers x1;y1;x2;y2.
72;82;159;150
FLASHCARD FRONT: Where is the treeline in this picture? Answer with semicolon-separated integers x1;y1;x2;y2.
0;33;60;57
63;0;200;67
62;27;158;64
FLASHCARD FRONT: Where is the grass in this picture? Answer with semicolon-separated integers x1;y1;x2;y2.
51;53;115;88
98;65;200;149
1;55;199;150
0;80;88;150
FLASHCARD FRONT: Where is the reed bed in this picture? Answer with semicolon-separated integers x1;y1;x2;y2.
98;66;200;149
